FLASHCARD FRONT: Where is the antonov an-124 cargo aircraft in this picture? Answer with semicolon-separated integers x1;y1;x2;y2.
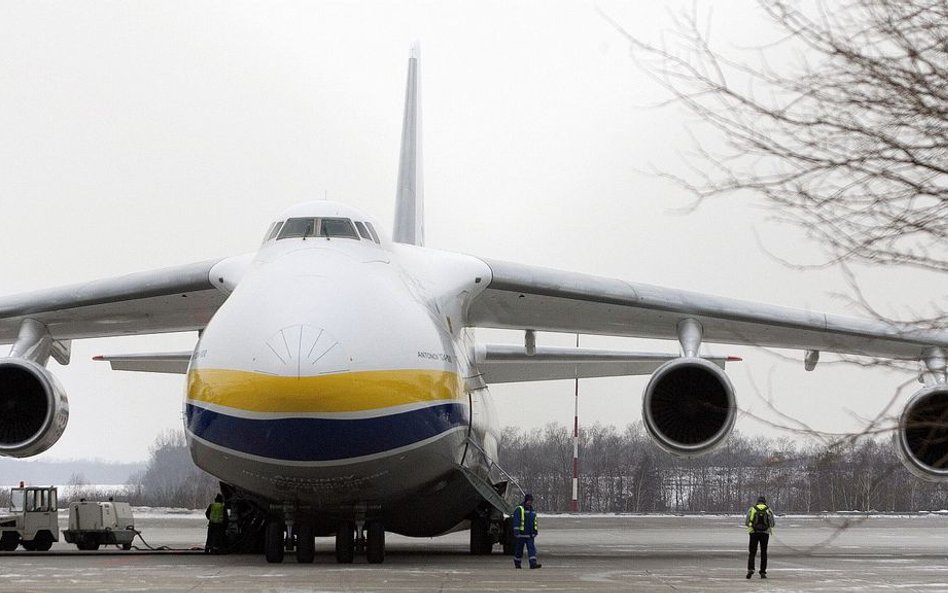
2;48;948;563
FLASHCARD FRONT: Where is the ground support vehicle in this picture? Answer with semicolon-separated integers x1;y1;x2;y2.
63;500;136;550
0;486;59;551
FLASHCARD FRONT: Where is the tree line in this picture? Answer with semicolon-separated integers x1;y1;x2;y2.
499;422;948;513
50;424;948;513
64;430;218;509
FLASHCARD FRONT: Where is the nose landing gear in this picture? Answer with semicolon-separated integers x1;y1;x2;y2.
335;521;355;563
333;519;385;564
263;510;387;565
263;516;315;564
365;520;385;564
264;520;285;564
296;523;315;564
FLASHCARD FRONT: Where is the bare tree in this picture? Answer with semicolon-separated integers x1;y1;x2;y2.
498;422;948;513
126;430;218;508
604;0;948;284
65;472;87;498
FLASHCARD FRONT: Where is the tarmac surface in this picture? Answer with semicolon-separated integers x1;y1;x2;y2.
2;512;948;592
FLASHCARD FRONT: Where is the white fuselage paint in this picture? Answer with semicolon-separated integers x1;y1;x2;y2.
182;202;499;535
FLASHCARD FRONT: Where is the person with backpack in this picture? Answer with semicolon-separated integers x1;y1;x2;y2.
745;495;774;579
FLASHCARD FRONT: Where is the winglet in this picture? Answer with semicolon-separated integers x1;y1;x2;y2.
392;43;424;246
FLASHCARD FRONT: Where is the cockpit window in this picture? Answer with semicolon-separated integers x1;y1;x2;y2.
319;218;359;239
262;221;284;244
278;218;317;239
354;221;371;240
276;217;360;241
364;222;381;244
268;221;284;240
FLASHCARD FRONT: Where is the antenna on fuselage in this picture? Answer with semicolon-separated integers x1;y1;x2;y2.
392;42;424;247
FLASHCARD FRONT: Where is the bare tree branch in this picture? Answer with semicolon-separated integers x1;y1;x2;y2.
604;0;948;277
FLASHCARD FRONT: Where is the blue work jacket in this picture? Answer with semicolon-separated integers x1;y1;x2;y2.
513;505;538;537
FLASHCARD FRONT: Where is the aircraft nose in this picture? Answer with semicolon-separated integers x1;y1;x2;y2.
252;324;350;377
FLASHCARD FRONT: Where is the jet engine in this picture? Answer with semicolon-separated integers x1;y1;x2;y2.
0;358;69;458
898;384;948;480
642;357;737;456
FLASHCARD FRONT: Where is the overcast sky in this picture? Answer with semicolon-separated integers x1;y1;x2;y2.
1;1;942;463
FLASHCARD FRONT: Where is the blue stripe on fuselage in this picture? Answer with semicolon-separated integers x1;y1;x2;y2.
185;402;469;462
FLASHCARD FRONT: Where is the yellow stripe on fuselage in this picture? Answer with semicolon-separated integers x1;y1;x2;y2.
187;368;463;414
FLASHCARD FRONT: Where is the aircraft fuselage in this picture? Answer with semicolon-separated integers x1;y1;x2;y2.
183;202;500;536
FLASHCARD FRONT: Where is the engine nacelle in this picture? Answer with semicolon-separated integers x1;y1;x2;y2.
642;357;737;457
0;358;69;458
898;384;948;480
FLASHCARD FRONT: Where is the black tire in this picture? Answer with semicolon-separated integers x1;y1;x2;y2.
228;499;267;554
122;543;132;551
501;517;514;556
20;540;36;551
0;531;19;551
335;522;355;564
82;534;101;551
31;531;53;552
296;524;315;564
365;521;385;564
470;516;492;555
264;520;285;564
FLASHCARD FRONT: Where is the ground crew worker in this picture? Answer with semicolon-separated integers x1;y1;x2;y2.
745;495;774;579
205;493;228;554
512;493;541;569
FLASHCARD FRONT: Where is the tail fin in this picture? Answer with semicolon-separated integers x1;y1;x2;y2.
393;43;424;246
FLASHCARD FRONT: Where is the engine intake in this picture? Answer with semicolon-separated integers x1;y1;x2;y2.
0;358;69;458
898;385;948;480
643;357;736;456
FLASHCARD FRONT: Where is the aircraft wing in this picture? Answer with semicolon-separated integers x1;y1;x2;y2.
93;352;192;374
474;344;732;383
0;258;237;345
466;258;948;361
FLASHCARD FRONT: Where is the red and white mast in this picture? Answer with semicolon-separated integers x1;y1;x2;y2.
570;334;580;513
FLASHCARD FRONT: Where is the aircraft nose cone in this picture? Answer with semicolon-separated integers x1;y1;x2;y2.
253;324;350;377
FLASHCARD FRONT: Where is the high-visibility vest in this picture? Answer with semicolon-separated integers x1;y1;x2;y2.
746;504;771;534
209;502;225;524
513;505;538;535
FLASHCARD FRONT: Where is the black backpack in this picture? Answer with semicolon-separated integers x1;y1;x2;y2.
752;506;770;532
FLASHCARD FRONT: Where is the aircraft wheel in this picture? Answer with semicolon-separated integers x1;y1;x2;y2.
264;520;285;563
365;521;385;564
501;517;514;555
296;524;315;564
470;516;492;555
335;522;355;564
0;531;19;551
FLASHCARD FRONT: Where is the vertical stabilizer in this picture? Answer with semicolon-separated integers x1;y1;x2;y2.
393;44;424;246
